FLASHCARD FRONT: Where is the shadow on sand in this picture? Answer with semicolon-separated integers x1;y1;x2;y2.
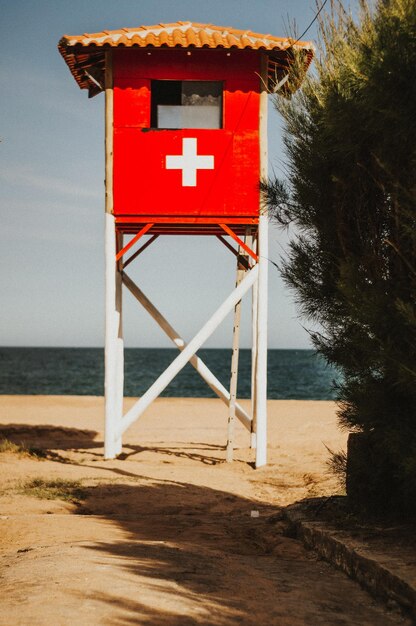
0;423;230;466
3;424;386;626
74;480;287;625
0;423;99;450
1;423;299;624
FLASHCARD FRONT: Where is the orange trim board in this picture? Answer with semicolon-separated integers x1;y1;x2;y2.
115;223;153;261
115;216;259;224
122;234;159;269
219;223;258;262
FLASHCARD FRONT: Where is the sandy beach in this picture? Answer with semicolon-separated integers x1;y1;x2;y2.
0;396;404;625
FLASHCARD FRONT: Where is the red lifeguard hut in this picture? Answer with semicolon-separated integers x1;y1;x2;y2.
59;22;313;466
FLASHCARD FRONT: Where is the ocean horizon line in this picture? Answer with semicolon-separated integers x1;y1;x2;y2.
0;347;340;400
0;346;315;351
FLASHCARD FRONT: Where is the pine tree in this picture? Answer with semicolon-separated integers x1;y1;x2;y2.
265;0;416;512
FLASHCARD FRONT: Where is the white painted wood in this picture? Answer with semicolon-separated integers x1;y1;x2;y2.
105;225;124;458
226;254;244;463
255;53;269;468
250;234;258;449
115;231;124;451
122;272;252;430
255;217;268;468
104;50;123;459
116;264;259;439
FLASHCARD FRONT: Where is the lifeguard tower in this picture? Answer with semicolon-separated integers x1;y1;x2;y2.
58;22;313;467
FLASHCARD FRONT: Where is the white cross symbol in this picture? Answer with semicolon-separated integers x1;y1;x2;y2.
166;138;214;187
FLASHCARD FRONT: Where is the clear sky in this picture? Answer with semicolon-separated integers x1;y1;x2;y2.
0;0;331;349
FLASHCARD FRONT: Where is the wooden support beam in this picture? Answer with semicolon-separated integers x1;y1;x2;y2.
226;243;245;463
115;264;259;440
122;272;252;431
115;230;124;446
255;53;269;468
250;233;259;449
115;223;154;261
219;223;258;262
216;235;250;270
123;234;159;269
104;49;123;459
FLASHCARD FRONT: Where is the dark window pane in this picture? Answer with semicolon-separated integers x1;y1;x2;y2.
151;80;181;127
151;80;222;129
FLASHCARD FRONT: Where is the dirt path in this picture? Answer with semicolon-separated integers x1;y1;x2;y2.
0;397;409;625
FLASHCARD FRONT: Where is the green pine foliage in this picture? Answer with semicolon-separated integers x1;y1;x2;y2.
265;0;416;509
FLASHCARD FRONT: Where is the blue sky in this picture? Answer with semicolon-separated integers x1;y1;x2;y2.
0;0;334;349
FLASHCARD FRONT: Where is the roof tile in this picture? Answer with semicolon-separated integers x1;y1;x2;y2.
60;21;313;52
58;21;314;95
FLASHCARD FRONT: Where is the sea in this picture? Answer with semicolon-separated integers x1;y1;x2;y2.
0;348;341;400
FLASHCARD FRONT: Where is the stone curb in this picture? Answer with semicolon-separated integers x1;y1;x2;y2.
283;505;416;621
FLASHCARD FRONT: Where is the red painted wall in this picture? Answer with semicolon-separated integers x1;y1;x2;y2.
113;49;261;219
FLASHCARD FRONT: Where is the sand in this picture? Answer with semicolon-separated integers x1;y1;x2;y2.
0;396;406;625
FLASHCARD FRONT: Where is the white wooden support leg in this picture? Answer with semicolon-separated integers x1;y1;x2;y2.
226;251;245;463
255;52;269;468
115;231;124;451
255;216;268;468
104;216;123;458
104;50;122;459
250;233;258;449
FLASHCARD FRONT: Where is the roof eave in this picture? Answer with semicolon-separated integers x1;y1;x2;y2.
58;38;314;96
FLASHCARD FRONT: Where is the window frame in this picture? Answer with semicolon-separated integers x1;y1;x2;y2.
150;79;224;130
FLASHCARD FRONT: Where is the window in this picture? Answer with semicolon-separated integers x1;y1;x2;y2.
151;80;222;129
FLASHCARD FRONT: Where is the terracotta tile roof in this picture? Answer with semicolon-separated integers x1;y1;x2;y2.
58;21;314;97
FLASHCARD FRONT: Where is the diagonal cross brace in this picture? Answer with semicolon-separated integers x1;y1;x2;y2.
122;272;252;431
116;264;259;440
